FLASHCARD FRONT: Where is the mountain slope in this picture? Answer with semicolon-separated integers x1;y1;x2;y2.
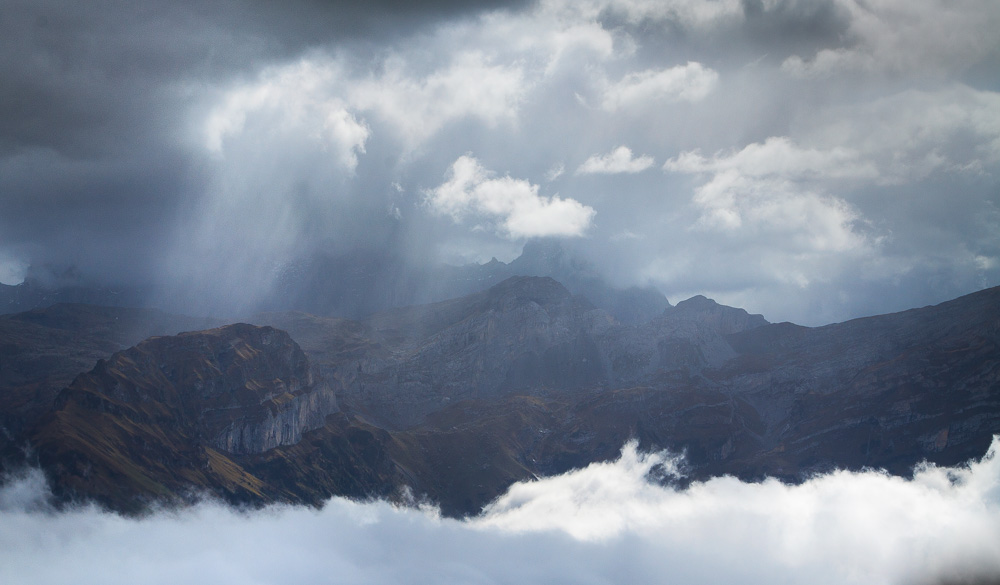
0;304;221;468
720;285;1000;476
30;324;338;510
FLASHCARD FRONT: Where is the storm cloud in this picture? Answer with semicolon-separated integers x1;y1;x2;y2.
1;0;999;323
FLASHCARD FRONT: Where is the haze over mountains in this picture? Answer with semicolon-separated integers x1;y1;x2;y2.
1;258;996;517
3;0;999;582
2;241;669;325
2;241;998;585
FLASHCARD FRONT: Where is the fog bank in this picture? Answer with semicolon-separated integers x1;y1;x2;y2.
2;438;998;585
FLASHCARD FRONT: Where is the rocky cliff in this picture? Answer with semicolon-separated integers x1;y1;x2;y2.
0;304;221;468
300;276;764;428
355;276;611;426
28;323;338;509
254;279;999;513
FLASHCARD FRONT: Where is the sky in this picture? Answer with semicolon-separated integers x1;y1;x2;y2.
2;0;999;324
2;438;999;585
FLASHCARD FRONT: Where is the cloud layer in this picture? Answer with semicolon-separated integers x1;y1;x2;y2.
2;438;999;585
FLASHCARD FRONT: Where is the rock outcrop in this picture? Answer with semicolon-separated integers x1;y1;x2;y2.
347;276;612;427
28;323;338;509
0;304;221;469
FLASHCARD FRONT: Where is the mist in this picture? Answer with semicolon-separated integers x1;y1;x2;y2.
3;438;998;585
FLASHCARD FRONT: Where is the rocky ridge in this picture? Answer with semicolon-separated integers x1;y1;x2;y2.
28;324;338;509
0;277;997;516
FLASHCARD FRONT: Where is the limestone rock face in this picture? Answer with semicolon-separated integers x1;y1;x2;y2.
29;323;338;509
64;323;337;455
348;276;612;427
293;278;774;429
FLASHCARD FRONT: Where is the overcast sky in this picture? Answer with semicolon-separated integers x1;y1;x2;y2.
2;0;999;324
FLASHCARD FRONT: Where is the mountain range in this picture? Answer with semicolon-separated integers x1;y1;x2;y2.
0;266;997;516
1;241;669;325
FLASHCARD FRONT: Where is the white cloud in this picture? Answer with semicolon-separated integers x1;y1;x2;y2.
513;3;619;74
426;156;596;239
480;439;1000;583
350;52;526;148
782;0;1000;77
664;138;877;281
602;62;719;111
807;86;1000;183
664;137;877;180
685;170;871;260
168;60;373;314
0;249;28;286
170;0;999;325
664;89;1000;192
577;146;655;174
2;438;999;585
203;60;368;171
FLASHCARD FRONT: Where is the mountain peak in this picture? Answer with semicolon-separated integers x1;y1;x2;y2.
674;295;717;311
519;239;565;260
509;240;571;276
667;295;768;335
485;275;573;304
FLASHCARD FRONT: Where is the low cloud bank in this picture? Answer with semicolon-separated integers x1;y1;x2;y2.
2;438;998;585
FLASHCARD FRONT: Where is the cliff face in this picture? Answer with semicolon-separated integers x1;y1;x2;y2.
350;276;613;427
719;286;1000;476
322;277;766;428
29;323;339;509
64;323;336;455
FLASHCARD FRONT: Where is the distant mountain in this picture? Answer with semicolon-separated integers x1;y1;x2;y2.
2;242;670;326
1;278;997;516
260;240;671;325
0;277;149;315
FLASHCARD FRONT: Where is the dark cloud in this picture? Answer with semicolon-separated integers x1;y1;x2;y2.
0;0;533;157
0;0;532;293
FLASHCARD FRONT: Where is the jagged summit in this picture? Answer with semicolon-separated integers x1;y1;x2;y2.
367;276;588;340
508;239;577;276
668;294;769;335
674;294;717;310
482;275;576;305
